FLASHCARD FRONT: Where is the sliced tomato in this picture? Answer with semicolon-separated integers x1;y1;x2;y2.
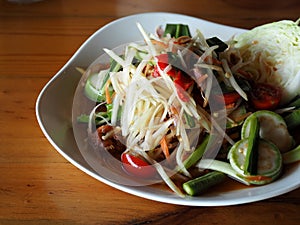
152;64;177;78
173;70;194;90
175;83;190;102
121;152;156;178
155;53;169;66
153;53;175;77
153;54;194;101
215;91;241;105
250;83;281;110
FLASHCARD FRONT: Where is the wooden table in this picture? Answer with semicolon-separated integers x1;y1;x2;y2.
1;0;299;224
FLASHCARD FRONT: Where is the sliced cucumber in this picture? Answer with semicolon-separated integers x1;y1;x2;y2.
228;138;282;185
241;110;293;153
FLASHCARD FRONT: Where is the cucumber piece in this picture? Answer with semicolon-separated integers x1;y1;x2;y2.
244;115;260;175
241;110;293;152
228;138;282;185
183;171;226;196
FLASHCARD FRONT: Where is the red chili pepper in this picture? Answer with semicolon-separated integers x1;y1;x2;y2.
121;152;156;178
250;83;281;110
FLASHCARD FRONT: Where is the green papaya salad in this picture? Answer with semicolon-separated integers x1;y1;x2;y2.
76;20;300;197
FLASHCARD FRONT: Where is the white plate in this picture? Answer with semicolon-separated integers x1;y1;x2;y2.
36;12;300;206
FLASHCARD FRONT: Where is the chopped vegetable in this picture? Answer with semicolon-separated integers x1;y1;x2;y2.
241;110;293;153
231;19;300;105
84;58;121;102
197;159;250;185
215;91;241;105
249;83;281;110
84;72;107;102
206;37;228;53
182;135;209;170
121;152;156;178
287;95;300;108
228;139;282;185
221;59;248;101
160;136;170;159
284;109;300;130
243;115;260;175
183;171;226;196
163;24;191;38
226;105;249;129
283;144;300;164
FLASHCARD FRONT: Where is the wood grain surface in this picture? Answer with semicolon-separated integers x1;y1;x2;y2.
0;0;299;224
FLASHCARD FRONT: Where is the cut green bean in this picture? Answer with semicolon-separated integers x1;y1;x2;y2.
244;115;260;175
183;135;209;170
183;171;226;196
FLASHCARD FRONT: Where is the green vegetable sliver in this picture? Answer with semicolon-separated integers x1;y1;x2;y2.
197;159;250;185
163;24;191;38
244;115;260;175
284;109;300;130
283;144;300;164
183;135;209;170
183;171;226;196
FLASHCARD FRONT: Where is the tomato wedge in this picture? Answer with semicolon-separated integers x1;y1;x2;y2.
121;152;156;178
215;91;241;105
250;83;281;110
153;53;194;102
173;70;193;90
